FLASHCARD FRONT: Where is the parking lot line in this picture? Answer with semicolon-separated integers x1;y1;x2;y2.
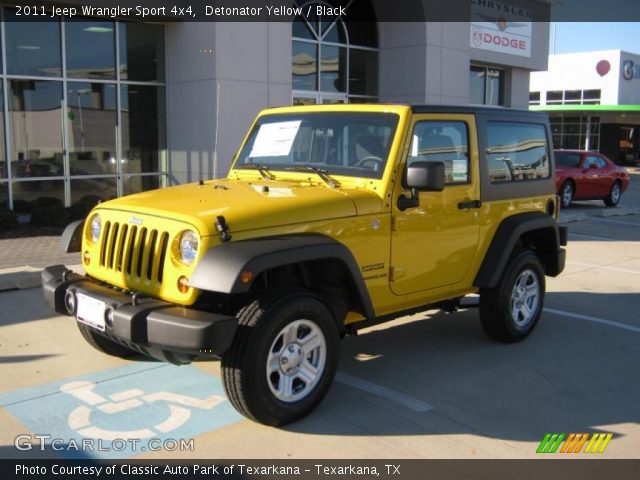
567;261;640;275
568;232;619;241
335;372;434;412
591;217;640;227
544;308;640;333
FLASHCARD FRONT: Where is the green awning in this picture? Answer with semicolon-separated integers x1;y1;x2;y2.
530;104;640;112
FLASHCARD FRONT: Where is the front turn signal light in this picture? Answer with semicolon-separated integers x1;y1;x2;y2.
177;275;190;293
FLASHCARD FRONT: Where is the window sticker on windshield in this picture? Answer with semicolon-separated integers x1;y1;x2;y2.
250;121;302;157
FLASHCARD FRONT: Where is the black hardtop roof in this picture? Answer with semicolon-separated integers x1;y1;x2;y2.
410;104;545;118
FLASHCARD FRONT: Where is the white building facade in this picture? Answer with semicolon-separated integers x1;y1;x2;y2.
530;50;640;164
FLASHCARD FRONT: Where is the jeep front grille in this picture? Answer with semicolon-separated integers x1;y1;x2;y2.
99;222;170;283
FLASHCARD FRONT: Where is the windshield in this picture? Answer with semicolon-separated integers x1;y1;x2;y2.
554;151;582;167
234;112;399;179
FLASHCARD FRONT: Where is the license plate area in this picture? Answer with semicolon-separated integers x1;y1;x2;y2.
76;293;106;332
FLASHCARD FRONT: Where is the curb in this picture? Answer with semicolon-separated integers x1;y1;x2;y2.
558;212;587;224
0;264;84;292
594;206;640;218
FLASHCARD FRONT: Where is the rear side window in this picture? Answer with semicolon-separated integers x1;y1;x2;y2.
486;122;550;183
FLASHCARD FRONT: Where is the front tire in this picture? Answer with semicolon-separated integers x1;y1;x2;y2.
559;181;574;208
222;292;340;426
480;251;545;343
604;180;622;207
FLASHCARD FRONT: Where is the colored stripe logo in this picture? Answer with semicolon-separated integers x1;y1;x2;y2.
537;433;613;454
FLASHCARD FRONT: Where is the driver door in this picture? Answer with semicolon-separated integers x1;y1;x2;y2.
390;114;481;295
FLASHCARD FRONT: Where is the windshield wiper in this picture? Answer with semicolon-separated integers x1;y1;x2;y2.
236;162;272;181
285;165;338;188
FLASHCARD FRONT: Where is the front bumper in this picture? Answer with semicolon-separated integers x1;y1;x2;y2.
42;265;238;364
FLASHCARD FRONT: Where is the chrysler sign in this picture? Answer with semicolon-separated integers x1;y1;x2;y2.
470;0;532;58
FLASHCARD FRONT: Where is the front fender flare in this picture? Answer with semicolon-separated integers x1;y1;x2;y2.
189;234;375;319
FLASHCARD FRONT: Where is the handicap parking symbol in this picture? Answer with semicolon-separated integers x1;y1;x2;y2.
0;364;243;459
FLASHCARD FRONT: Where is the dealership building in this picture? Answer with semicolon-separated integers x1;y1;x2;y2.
0;0;550;211
530;49;640;164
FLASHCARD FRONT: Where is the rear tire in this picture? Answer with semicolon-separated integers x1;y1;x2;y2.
480;251;545;343
77;323;137;357
559;181;573;208
222;292;340;426
604;180;622;207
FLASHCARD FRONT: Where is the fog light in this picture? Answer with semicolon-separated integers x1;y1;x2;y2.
177;276;190;293
105;308;115;327
83;251;91;266
240;270;253;284
64;291;77;315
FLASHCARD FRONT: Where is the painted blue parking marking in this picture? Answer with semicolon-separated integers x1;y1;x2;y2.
0;364;242;459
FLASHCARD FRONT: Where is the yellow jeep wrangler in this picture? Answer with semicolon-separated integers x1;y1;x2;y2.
43;104;567;425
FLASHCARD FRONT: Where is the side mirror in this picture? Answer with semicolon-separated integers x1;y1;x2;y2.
589;163;599;169
406;161;445;191
398;161;445;211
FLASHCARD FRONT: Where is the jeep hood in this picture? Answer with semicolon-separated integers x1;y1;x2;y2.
100;179;381;235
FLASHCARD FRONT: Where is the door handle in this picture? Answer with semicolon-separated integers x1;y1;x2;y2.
458;200;482;209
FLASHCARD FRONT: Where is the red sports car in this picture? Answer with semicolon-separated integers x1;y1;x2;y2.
555;150;630;208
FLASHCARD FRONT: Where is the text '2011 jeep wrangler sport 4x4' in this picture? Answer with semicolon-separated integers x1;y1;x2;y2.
43;104;567;426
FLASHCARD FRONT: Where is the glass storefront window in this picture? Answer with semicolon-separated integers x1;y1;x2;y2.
292;41;317;91
12;179;65;205
66;20;115;79
123;175;162;195
0;83;5;179
470;66;503;106
320;45;346;93
4;9;61;77
121;85;166;174
349;49;378;96
8;80;64;179
0;182;8;209
0;18;166;212
292;1;378;104
67;82;117;175
119;22;165;82
70;177;117;204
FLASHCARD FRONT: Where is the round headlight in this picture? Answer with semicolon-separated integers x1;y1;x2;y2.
90;214;101;242
179;230;199;265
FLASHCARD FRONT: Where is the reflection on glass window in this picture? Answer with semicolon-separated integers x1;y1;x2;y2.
119;22;165;81
70;177;117;205
0;183;8;208
0;83;5;179
67;82;117;175
121;85;166;175
9;80;64;179
66;20;115;79
470;66;504;106
487;123;549;183
408;121;469;184
4;9;61;77
12;179;65;205
292;42;317;91
322;20;347;44
349;49;378;96
123;175;163;195
320;45;346;93
292;1;378;103
469;66;485;105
